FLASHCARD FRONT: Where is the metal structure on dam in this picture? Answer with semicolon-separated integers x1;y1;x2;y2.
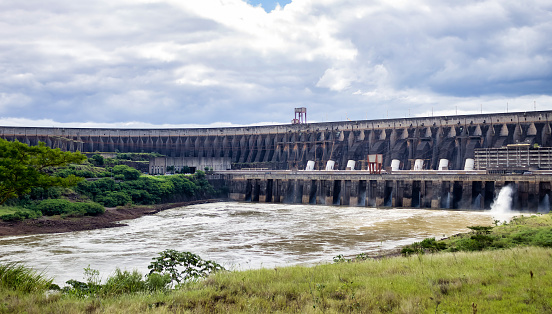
2;110;552;211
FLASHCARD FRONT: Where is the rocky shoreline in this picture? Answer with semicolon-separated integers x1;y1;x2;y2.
0;199;224;237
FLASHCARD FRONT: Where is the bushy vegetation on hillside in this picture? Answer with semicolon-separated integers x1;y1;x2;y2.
0;138;85;205
1;146;221;221
75;168;215;207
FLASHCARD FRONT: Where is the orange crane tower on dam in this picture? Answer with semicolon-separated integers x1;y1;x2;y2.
2;110;552;211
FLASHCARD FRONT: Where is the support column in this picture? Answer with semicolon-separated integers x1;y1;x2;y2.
316;180;324;205
402;180;413;208
302;180;310;204
325;180;334;205
258;180;267;202
462;181;472;210
341;180;351;206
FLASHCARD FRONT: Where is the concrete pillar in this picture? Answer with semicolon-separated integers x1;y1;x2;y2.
229;179;247;201
402;180;413;208
427;180;441;209
518;181;529;210
462;181;472;209
395;180;403;207
274;179;281;203
316;180;324;205
302;180;310;204
252;179;260;202
258;179;267;202
528;181;538;210
341;180;351;206
325;180;334;205
350;180;360;206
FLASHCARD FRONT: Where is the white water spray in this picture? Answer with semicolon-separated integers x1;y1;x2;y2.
490;185;514;222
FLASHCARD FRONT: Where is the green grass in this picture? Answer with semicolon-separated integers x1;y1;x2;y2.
0;262;53;293
1;248;551;313
0;206;21;215
0;205;42;221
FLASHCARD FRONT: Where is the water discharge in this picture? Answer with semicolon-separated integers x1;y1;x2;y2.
0;202;501;285
490;185;514;222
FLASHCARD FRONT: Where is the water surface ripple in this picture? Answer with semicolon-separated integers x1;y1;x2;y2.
0;202;498;285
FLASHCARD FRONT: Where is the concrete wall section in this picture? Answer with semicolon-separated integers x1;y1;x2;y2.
223;171;552;212
149;157;231;174
2;111;551;171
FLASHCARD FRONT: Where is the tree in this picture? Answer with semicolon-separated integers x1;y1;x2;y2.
90;154;104;166
166;165;175;174
112;165;141;180
0;139;86;205
148;249;225;284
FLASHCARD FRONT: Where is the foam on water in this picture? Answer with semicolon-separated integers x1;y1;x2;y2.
0;202;496;285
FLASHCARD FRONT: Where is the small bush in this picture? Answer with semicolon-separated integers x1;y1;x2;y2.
145;273;172;292
102;269;146;296
112;165;141;181
36;199;72;216
96;191;132;207
34;199;104;217
0;209;42;222
79;202;105;216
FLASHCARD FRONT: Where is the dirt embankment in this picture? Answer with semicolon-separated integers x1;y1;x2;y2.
0;199;224;237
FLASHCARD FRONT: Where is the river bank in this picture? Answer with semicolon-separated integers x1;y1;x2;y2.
0;199;225;237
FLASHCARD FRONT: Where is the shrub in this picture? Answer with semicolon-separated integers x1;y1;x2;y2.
36;199;72;216
145;273;172;292
90;154;104;166
78;202;105;216
102;269;146;296
32;199;104;217
112;165;141;181
96;191;132;207
0;209;42;222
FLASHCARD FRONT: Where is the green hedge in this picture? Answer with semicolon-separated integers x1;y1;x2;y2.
34;199;105;217
0;210;42;222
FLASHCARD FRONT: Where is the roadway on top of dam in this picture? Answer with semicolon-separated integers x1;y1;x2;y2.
213;169;552;182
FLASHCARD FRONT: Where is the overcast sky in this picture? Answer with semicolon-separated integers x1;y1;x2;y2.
1;0;551;128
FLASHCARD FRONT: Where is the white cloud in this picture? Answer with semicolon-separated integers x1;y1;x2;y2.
0;0;550;126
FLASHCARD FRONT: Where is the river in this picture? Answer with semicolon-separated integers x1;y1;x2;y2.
0;202;508;285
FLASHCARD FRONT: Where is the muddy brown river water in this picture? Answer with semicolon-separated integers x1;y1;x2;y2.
0;202;512;285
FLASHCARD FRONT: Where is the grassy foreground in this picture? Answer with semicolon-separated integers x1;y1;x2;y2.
1;247;551;313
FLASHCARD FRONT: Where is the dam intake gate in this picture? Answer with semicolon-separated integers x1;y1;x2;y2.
222;171;552;212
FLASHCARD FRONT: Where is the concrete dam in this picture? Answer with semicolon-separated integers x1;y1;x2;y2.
2;110;552;211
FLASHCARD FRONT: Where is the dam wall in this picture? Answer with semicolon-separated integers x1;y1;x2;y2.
220;171;552;211
1;110;551;170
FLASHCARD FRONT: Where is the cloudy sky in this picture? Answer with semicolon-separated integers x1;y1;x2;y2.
1;0;551;128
